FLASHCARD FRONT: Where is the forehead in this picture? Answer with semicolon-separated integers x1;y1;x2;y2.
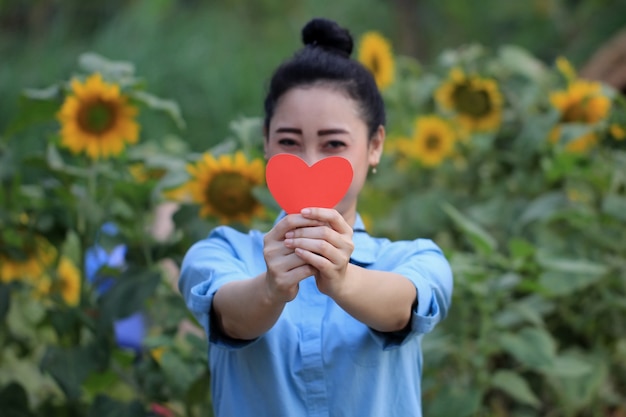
271;86;363;126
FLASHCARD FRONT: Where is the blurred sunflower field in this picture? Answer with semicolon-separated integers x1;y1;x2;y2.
1;28;626;417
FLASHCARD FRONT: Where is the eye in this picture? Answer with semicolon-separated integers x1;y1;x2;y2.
324;140;347;150
278;138;298;147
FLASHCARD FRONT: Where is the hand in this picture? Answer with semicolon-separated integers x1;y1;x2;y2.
263;214;323;303
283;208;354;298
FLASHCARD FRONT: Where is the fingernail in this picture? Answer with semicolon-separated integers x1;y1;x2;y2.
285;231;294;239
301;208;311;215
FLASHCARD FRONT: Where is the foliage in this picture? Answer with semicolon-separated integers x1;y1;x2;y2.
2;34;626;417
365;43;626;416
0;53;214;417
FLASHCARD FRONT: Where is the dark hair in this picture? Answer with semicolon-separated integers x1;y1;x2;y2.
263;18;385;139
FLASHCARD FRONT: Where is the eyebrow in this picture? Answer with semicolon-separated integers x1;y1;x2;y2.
274;127;349;136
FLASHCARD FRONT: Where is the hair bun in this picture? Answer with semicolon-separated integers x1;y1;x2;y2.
301;18;353;57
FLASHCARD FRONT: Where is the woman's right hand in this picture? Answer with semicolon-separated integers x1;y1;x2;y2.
263;214;323;303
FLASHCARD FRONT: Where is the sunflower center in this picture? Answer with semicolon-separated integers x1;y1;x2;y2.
77;99;117;134
425;135;441;151
561;103;588;123
452;84;491;118
206;172;256;217
370;56;380;74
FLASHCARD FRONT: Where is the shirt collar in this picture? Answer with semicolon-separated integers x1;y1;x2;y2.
273;211;377;266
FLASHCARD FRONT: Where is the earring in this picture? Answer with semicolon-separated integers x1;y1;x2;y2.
371;166;377;174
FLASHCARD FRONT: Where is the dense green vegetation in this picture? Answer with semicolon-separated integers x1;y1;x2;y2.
1;1;625;416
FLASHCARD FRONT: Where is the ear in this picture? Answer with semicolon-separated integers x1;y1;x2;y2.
368;125;385;167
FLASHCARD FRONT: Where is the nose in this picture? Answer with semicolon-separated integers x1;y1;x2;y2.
301;150;323;167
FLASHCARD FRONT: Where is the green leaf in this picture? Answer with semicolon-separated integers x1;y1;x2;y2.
508;238;535;260
491;370;540;407
78;53;136;83
536;254;609;276
425;384;482;417
498;327;556;370
3;95;59;138
87;396;145;417
498;45;547;80
546;353;593;377
131;90;186;130
40;345;101;400
545;354;607;412
518;192;568;227
536;254;608;296
538;271;604;296
22;84;62;100
99;267;161;322
159;350;204;397
442;203;497;254
496;300;545;329
602;193;626;222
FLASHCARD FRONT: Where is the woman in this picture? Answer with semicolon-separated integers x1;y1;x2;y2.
179;18;453;417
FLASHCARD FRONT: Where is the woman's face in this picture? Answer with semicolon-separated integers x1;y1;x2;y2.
265;85;384;225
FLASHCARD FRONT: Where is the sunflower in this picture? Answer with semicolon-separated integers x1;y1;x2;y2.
177;151;265;224
435;68;503;132
0;237;57;284
55;257;81;306
358;31;395;91
57;73;140;159
397;116;457;168
549;79;611;152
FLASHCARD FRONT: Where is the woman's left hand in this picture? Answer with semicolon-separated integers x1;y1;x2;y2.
283;207;354;297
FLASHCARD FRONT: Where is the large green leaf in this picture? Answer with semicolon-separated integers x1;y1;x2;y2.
517;192;567;227
498;327;556;370
491;370;540;408
99;266;161;322
159;350;205;398
425;384;483;417
40;345;101;400
536;254;608;296
131;90;186;130
547;353;593;378
442;203;497;254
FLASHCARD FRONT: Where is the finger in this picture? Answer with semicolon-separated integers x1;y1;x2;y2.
300;208;352;235
284;225;340;244
288;263;318;281
293;247;335;271
271;214;327;238
287;237;346;266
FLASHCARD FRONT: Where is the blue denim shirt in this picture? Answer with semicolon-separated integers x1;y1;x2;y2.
179;214;453;417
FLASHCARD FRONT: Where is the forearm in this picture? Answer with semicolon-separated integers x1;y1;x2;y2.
332;264;417;333
212;273;286;340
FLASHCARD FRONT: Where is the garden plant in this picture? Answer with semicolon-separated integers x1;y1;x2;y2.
1;30;625;417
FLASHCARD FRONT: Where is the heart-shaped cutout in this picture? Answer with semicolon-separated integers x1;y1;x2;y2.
266;154;353;214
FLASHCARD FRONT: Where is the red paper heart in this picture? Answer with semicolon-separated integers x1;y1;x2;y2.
266;154;353;214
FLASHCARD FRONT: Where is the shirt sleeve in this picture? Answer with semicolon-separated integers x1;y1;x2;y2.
393;238;453;334
369;238;453;348
178;226;259;349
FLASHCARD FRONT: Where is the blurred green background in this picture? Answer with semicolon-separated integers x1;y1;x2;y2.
2;0;625;151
